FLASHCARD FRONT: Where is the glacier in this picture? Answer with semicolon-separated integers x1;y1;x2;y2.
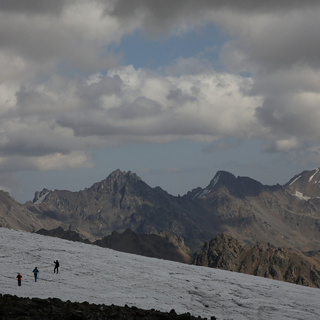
1;227;320;320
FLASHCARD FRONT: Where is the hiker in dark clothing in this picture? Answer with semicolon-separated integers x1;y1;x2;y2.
54;260;59;273
33;267;39;282
16;273;22;286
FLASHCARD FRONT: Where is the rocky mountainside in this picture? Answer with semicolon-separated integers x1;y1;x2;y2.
193;233;320;288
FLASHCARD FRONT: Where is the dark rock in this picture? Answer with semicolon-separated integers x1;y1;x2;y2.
0;294;212;320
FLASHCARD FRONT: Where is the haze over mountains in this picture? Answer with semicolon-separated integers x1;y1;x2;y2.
1;167;320;286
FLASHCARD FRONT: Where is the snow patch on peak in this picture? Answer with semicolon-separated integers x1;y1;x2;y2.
309;168;319;183
294;191;311;201
290;175;301;185
193;172;222;199
212;172;221;187
193;188;210;200
34;191;50;204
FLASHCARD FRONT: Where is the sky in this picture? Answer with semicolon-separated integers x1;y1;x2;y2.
2;227;320;320
1;1;320;203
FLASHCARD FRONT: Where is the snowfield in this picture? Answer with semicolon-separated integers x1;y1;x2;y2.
1;227;320;320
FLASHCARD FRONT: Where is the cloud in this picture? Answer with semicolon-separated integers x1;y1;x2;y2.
56;65;260;140
108;0;320;158
218;9;320;72
0;1;127;79
0;0;65;15
109;1;320;36
0;60;262;173
1;0;320;179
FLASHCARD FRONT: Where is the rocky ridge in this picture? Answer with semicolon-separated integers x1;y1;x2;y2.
193;233;320;288
36;226;91;244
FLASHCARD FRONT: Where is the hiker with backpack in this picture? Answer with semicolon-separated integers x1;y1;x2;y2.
54;260;59;274
33;267;39;282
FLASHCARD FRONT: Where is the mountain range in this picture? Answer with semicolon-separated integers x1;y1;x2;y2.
1;167;320;285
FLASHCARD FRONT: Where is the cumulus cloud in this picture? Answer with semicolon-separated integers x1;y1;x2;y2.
0;57;261;173
108;0;320;156
55;64;261;141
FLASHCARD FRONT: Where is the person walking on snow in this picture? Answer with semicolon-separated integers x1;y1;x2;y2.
33;267;39;282
16;273;22;286
54;260;59;274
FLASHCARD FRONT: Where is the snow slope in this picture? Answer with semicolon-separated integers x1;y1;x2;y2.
1;227;319;320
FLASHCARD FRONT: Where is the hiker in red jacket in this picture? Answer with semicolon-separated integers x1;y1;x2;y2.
16;273;22;286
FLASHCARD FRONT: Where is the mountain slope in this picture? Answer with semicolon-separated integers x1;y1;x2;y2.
1;227;320;320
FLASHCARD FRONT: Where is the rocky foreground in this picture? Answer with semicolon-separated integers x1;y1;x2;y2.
0;294;216;320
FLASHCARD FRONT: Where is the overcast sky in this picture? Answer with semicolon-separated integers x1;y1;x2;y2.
1;0;320;203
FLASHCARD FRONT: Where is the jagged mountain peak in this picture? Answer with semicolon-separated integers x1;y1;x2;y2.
89;169;144;194
192;170;264;199
207;171;236;189
107;169;141;182
287;168;320;186
285;167;320;200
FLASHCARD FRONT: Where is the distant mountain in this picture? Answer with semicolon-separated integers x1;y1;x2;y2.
27;170;209;251
188;170;267;199
285;168;320;200
187;169;320;252
2;167;320;258
0;190;59;232
193;233;320;288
